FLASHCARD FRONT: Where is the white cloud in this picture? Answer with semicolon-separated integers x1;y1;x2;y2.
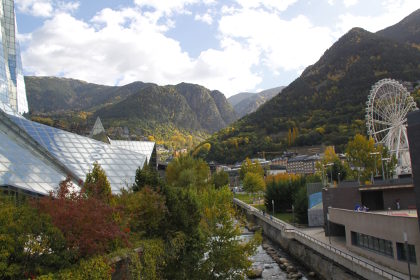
16;0;53;17
57;1;80;13
328;0;335;5
219;9;334;72
20;7;263;96
190;38;262;95
134;0;198;15
343;0;358;8
336;0;420;34
234;0;298;12
15;0;79;17
194;13;213;24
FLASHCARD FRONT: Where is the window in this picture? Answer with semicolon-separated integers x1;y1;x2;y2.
351;231;394;258
397;242;417;264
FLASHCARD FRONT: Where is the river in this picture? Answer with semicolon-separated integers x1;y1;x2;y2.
241;226;310;279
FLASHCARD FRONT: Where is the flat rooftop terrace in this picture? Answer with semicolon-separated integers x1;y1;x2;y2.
372;209;417;218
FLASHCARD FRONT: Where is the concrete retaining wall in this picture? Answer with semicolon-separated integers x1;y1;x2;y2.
246;212;363;280
239;201;400;280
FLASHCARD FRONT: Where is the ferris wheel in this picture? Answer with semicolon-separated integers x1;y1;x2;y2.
365;79;418;174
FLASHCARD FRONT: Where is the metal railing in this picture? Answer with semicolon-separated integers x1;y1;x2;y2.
233;198;405;280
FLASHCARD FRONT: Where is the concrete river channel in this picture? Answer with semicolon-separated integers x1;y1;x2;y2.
241;226;310;280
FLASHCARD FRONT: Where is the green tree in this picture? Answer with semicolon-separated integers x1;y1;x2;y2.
118;187;167;238
83;162;112;203
239;158;264;181
163;156;260;279
133;161;160;191
293;185;308;224
211;170;229;189
162;186;203;279
243;172;266;203
346;134;379;182
192;143;211;159
330;159;347;182
166;155;210;189
0;195;71;279
265;175;305;213
197;186;261;279
265;178;293;213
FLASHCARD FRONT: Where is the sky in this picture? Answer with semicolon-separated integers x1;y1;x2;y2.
15;0;420;97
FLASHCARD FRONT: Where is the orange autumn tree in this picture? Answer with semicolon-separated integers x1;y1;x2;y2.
35;176;127;258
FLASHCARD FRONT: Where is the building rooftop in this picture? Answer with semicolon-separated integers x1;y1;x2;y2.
372;209;417;218
2;111;147;194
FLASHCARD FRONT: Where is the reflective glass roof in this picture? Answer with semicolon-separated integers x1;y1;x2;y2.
0;102;23;117
0;127;67;195
109;139;155;162
8;115;146;193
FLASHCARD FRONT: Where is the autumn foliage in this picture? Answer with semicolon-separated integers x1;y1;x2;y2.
34;177;127;258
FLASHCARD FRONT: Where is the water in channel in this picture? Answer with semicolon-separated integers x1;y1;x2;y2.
241;226;309;280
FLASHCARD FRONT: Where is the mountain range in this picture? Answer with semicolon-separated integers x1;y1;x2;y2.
228;87;285;118
201;9;420;164
25;77;237;143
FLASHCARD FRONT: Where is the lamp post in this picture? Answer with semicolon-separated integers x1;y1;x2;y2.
327;210;331;244
404;232;412;280
292;204;295;227
272;199;275;216
370;152;380;178
324;163;333;185
382;157;390;181
338;172;341;185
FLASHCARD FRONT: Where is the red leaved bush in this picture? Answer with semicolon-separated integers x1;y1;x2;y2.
34;177;127;258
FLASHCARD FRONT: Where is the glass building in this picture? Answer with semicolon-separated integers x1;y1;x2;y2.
0;1;148;195
0;0;28;114
109;139;157;168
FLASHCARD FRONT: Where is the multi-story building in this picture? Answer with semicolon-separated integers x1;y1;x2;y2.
271;156;288;166
321;113;420;278
323;180;419;277
286;154;321;174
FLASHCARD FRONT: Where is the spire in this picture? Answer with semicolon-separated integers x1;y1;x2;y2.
90;117;105;137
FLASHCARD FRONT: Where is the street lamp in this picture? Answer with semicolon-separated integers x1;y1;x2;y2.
338;172;341;185
271;199;275;216
292;204;295;227
327;208;331;244
370;152;380;177
324;163;333;185
382;157;390;181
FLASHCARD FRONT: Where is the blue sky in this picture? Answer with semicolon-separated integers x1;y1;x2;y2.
15;0;420;97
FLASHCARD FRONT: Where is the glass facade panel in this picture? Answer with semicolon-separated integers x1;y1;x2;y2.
8;114;146;192
0;0;28;114
351;231;394;258
109;139;155;162
397;242;417;264
0;126;67;195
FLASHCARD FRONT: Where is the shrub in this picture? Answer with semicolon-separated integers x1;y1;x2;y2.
35;177;127;258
